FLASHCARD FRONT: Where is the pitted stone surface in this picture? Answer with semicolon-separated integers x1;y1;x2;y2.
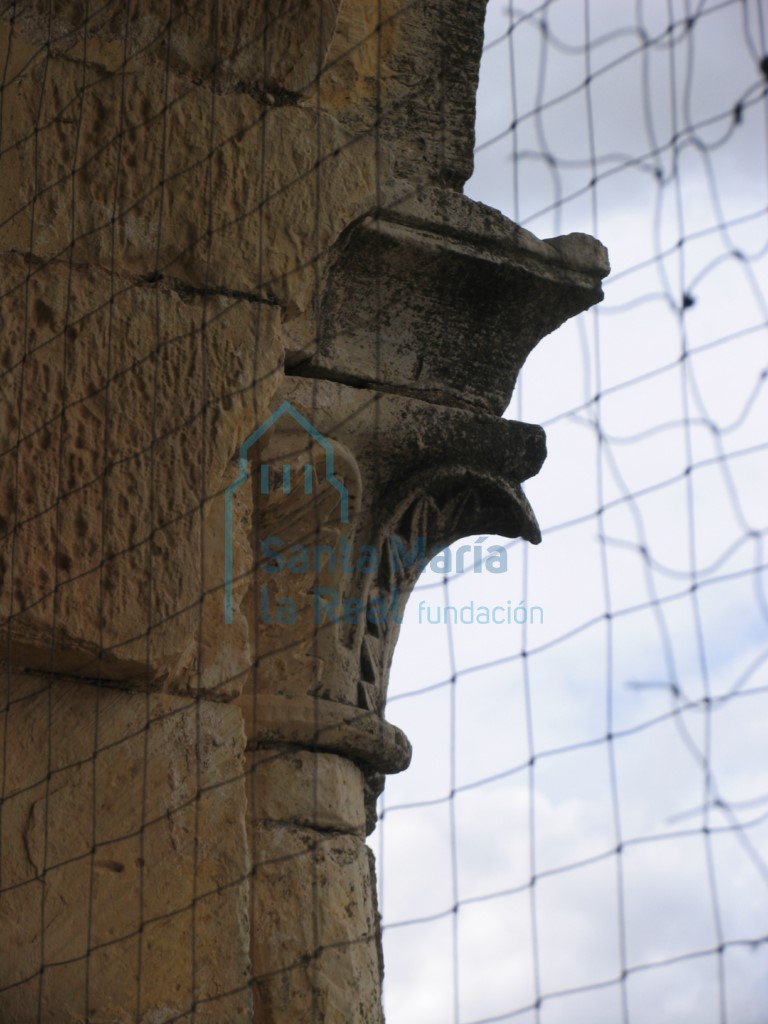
13;0;342;93
0;1;608;1020
251;822;383;1024
0;254;281;689
0;48;386;313
0;670;251;1023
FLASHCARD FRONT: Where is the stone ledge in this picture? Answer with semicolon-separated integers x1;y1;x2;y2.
245;694;412;776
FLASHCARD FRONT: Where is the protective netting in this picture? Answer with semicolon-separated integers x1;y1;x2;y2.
376;2;768;1022
0;0;765;1023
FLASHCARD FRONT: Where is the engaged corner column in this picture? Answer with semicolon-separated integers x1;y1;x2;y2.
232;178;608;1021
245;703;409;1024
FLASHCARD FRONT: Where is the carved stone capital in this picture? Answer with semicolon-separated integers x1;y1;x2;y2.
235;187;608;752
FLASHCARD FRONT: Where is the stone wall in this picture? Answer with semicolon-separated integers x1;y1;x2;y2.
0;2;608;1021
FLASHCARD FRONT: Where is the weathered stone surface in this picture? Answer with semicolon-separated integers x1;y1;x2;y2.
11;0;485;191
323;0;488;187
224;412;364;706
0;45;387;312
0;254;281;690
300;187;609;414
0;1;611;1019
0;669;251;1022
13;0;342;94
251;822;382;1024
249;748;366;836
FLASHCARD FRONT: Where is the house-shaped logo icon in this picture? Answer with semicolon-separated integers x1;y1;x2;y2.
223;401;350;623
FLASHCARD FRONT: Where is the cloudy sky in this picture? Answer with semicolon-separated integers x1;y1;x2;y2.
370;1;768;1021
